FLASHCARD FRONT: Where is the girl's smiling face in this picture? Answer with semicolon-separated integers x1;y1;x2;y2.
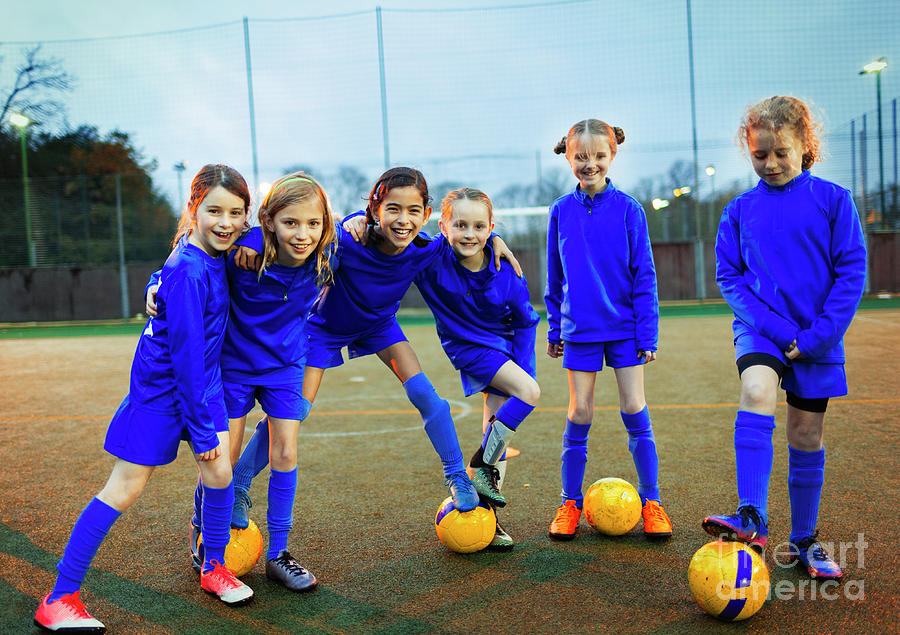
440;198;494;271
375;185;431;254
265;199;325;267
189;185;247;256
566;133;613;196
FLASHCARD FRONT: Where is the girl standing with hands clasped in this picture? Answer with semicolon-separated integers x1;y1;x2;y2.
703;97;866;580
35;165;253;633
545;119;672;542
415;188;540;550
232;167;520;515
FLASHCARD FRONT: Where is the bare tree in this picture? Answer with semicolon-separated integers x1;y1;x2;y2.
0;45;74;129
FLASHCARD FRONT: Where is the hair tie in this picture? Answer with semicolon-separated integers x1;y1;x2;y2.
263;176;315;207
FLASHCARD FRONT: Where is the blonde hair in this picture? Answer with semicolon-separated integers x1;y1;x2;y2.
173;164;250;247
738;96;822;170
258;171;337;286
440;187;493;225
554;119;625;156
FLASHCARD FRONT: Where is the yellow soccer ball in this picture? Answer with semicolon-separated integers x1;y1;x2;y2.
688;540;770;621
434;497;496;553
198;518;264;577
583;477;642;536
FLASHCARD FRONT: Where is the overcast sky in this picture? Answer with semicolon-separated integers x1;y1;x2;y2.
3;0;898;211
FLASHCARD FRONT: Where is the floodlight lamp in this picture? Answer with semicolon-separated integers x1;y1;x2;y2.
9;112;31;129
651;198;670;210
860;58;887;74
705;165;716;176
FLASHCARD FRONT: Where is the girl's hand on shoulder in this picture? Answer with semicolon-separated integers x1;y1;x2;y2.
639;350;657;363
233;246;260;271
343;215;368;244
547;341;564;358
145;285;159;317
785;340;803;360
197;444;221;462
491;236;523;277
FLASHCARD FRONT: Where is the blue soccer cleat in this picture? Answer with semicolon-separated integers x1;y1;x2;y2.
789;533;843;580
231;487;252;529
444;471;479;512
702;505;768;551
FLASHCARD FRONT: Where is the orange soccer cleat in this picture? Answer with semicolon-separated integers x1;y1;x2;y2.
641;500;672;539
549;499;582;541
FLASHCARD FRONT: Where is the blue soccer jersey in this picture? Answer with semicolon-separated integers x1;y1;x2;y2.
545;182;659;350
131;240;229;453
219;254;320;385
415;236;539;377
716;171;867;362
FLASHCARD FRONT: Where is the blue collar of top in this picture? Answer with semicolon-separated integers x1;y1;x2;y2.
453;240;496;285
758;169;810;194
573;179;615;207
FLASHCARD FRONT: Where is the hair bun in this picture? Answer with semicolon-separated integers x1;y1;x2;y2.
553;136;567;154
613;126;625;145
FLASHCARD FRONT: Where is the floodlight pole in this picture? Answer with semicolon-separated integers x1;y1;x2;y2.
11;113;35;267
860;58;888;226
20;127;34;267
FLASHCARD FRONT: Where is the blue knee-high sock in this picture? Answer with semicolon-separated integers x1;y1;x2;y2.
191;474;203;528
560;419;591;507
233;400;311;494
233;417;271;493
403;372;465;477
266;467;297;560
491;396;534;433
734;410;776;522
621;407;660;504
201;482;234;573
788;446;826;543
51;498;121;602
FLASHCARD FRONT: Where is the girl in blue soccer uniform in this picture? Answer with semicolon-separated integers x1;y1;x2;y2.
545;119;672;541
232;167;520;514
703;96;867;580
35;165;254;633
148;173;335;591
414;187;540;550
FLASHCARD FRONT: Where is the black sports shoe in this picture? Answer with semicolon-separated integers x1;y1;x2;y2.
487;519;514;552
266;551;318;592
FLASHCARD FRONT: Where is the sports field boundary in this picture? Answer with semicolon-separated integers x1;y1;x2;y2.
1;296;897;339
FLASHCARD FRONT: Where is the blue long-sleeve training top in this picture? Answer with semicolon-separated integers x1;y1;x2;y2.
149;233;321;385
219;252;320;384
715;170;867;363
414;236;540;377
132;241;228;453
544;182;659;350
